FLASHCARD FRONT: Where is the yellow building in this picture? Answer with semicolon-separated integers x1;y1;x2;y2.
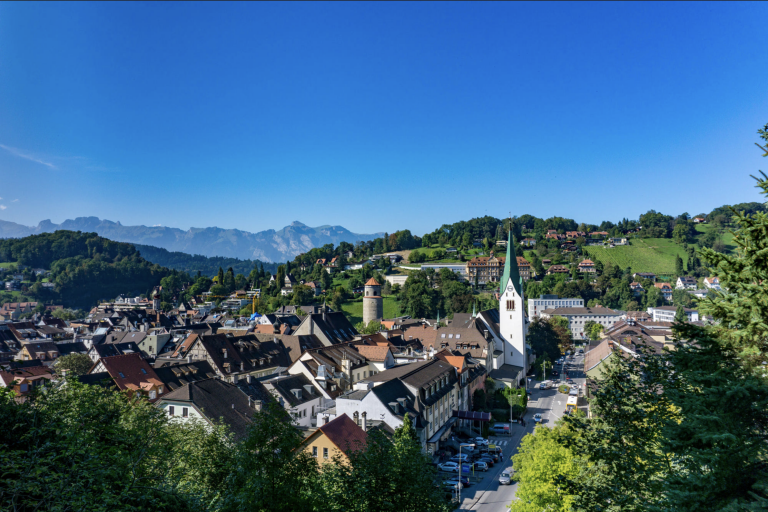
301;413;368;465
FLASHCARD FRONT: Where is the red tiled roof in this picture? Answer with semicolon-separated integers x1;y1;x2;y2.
319;413;368;454
365;277;380;286
352;344;391;362
100;353;163;393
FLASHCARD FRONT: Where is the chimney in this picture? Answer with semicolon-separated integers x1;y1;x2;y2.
246;375;252;384
223;348;228;359
253;400;263;411
483;329;490;340
231;403;235;409
323;304;327;322
187;355;192;364
248;396;252;407
361;411;367;432
341;351;351;377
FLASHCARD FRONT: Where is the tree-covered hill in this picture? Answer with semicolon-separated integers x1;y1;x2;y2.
0;231;173;308
133;243;278;278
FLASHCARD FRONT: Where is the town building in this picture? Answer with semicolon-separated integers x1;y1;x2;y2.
578;259;596;273
528;295;585;320
647;306;699;323
703;276;722;291
465;254;530;285
302;413;368;464
676;276;697;290
539;307;623;339
654;282;673;302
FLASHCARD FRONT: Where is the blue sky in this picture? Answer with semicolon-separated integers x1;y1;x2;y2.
0;2;766;236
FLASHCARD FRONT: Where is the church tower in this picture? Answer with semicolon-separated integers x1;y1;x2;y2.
498;228;527;370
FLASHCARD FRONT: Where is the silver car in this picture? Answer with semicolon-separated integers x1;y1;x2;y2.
499;467;514;485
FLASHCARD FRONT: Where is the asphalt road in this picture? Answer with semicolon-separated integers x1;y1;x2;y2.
455;353;586;512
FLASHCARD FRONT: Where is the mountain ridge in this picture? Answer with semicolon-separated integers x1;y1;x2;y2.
0;217;384;263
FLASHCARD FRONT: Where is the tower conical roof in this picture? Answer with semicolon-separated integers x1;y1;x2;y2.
500;227;523;296
365;277;380;286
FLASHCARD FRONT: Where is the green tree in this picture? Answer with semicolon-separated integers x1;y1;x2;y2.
217;266;225;284
583;320;604;341
510;424;578;512
675;254;684;275
674;304;687;323
699;168;768;368
318;414;450;512
0;380;233;511
52;353;93;376
355;319;382;334
222;401;319;512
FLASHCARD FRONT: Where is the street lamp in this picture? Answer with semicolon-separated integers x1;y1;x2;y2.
458;443;474;504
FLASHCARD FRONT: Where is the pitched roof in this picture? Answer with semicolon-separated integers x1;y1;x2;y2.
318;413;368;454
584;339;613;372
264;373;319;407
278;334;326;364
365;277;380;286
100;353;163;393
352;344;391;362
159;378;255;440
154;360;218;392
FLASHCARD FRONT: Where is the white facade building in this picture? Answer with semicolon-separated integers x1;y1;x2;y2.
528;295;585;320
539;307;623;339
647;306;699;323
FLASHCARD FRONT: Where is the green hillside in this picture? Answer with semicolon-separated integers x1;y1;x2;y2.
341;295;402;325
584;225;735;276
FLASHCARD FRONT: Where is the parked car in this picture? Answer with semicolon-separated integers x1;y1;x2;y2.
473;461;489;471
499;467;514;485
533;413;542;423
447;475;471;487
476;456;495;467
551;370;559;377
566;378;575;385
438;462;461;473
443;480;462;491
450;454;470;463
490;423;511;435
578;348;584;354
473;437;489;446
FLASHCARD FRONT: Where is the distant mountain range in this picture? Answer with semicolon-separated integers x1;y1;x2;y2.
0;217;384;262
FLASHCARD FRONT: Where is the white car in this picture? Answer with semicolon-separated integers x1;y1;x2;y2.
438;461;461;472
473;437;489;446
499;467;514;485
450;453;470;463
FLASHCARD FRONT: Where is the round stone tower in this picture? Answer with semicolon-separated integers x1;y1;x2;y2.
362;277;383;326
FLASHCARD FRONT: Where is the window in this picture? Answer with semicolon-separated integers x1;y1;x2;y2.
182;407;189;418
455;334;460;339
357;373;360;381
506;300;514;311
441;334;445;338
168;406;175;415
118;372;126;378
312;446;318;457
149;390;156;400
323;447;329;459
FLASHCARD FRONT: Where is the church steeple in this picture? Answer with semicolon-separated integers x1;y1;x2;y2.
499;223;523;296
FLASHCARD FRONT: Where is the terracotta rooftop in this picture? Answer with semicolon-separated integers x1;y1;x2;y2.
365;277;380;286
100;353;163;393
352;344;391;362
319;413;368;454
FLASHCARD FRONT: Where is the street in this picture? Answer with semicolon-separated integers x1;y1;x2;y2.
453;352;586;512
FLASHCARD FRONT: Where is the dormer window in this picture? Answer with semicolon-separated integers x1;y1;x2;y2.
440;334;445;338
455;334;461;339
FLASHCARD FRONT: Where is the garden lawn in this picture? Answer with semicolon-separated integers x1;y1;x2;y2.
0;262;17;269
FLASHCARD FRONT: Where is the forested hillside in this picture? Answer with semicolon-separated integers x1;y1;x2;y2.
0;231;172;308
133;244;278;277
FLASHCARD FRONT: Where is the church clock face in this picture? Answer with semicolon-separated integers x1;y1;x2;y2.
507;285;514;293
